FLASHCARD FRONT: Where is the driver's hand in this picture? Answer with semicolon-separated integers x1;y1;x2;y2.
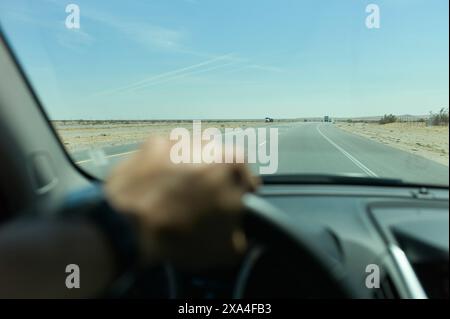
105;137;259;270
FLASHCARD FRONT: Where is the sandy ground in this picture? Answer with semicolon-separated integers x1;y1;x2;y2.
53;121;449;167
336;122;449;166
52;120;275;152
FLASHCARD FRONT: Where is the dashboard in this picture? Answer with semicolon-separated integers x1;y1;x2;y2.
127;183;448;299
260;184;449;299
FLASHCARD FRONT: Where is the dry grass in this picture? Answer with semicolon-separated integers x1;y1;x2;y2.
337;122;449;166
52;120;274;152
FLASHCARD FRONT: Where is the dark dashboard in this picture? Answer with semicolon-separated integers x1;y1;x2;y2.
260;184;449;299
128;183;448;299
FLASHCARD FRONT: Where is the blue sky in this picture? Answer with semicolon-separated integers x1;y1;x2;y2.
0;0;448;120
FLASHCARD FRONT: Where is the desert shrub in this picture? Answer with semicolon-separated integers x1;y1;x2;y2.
379;114;397;125
430;108;449;126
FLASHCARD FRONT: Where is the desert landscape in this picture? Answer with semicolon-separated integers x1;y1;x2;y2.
52;118;449;167
336;122;449;166
52;120;278;152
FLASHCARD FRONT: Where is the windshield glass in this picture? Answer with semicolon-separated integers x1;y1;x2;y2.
0;0;448;185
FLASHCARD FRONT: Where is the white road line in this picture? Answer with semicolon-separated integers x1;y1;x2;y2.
76;150;138;165
316;125;378;177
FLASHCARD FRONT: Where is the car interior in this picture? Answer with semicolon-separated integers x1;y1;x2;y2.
1;27;448;300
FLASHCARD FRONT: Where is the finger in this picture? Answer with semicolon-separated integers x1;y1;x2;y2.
214;162;260;193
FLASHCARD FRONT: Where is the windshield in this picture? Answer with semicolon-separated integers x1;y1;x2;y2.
0;0;448;186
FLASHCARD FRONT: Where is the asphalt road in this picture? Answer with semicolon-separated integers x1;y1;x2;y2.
72;122;449;186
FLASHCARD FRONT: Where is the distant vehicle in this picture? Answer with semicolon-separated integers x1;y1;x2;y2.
324;116;331;123
265;117;274;123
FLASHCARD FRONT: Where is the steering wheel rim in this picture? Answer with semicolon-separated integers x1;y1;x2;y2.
148;194;353;299
237;193;353;298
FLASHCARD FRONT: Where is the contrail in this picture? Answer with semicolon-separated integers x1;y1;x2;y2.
93;53;235;96
130;61;239;91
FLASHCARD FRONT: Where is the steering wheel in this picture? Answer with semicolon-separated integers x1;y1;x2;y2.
121;194;353;299
234;194;352;298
